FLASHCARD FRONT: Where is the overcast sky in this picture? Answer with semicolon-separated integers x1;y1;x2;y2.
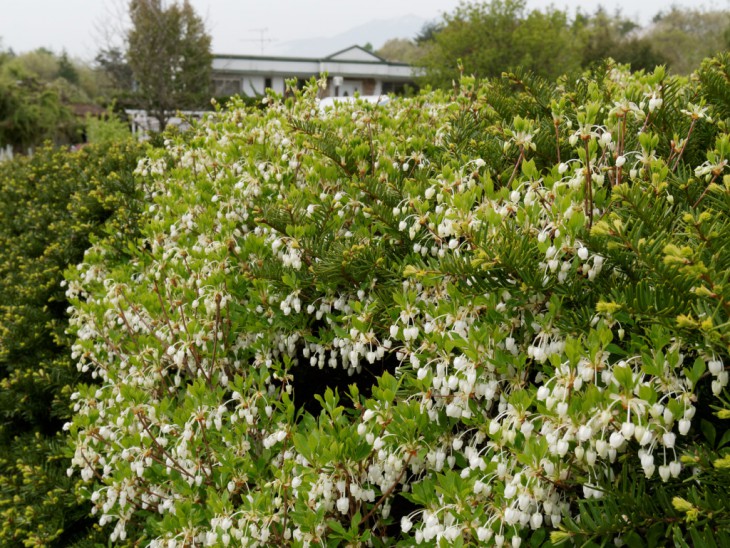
0;0;722;61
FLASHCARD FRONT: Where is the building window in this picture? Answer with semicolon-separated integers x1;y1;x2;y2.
264;77;272;90
213;78;242;96
382;81;407;95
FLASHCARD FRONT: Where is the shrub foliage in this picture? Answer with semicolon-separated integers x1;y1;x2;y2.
67;56;730;546
0;141;147;545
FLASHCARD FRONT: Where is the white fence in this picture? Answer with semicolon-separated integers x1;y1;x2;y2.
126;109;209;141
0;145;13;163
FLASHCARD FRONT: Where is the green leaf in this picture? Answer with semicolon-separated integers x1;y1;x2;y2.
701;419;717;447
717;429;730;449
613;363;635;389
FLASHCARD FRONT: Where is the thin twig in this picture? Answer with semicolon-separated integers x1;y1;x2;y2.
361;451;414;524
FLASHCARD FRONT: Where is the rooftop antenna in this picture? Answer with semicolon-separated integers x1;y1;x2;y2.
242;28;276;55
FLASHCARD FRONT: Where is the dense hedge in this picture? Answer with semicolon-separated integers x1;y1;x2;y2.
0;141;148;546
66;56;730;546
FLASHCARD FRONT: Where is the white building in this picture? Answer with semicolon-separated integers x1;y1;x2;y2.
212;45;417;98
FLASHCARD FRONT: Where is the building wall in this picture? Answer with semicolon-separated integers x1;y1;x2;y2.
241;75;265;96
331;78;382;97
212;49;418;98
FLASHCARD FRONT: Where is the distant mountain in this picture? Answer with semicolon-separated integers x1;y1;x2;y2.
268;14;429;58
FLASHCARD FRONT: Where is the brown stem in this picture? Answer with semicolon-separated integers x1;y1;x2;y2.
153;280;178;334
207;293;222;387
616;115;627;187
137;412;197;480
506;145;525;188
116;305;143;352
583;139;594;228
639;111;652;134
531;186;553;217
177;303;204;372
361;451;414;524
672;118;697;172
78;451;146;512
196;419;214;480
692;172;720;209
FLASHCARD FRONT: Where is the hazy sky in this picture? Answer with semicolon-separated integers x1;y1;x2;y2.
0;0;722;61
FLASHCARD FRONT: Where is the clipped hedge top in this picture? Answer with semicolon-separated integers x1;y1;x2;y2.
67;58;730;546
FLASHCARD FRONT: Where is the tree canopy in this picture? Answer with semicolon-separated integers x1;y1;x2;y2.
414;1;729;88
126;0;212;129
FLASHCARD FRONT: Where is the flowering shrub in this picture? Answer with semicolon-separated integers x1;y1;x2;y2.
67;56;730;546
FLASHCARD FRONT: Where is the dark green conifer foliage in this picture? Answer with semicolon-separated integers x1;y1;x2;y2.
0;141;147;546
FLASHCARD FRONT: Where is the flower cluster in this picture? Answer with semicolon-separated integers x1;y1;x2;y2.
66;65;728;546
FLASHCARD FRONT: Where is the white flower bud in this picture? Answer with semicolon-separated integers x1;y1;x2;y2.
556;402;568;417
557;439;569;456
669;460;682;477
577;425;592;442
709;360;723;376
658;465;671;482
336;496;349;514
609;432;624;449
639;430;654;447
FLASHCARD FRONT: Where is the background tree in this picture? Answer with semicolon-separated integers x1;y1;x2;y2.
644;7;730;75
417;0;581;88
0;47;122;151
126;0;212;130
376;38;425;64
575;8;667;71
414;2;730;89
57;50;80;85
0;76;70;153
